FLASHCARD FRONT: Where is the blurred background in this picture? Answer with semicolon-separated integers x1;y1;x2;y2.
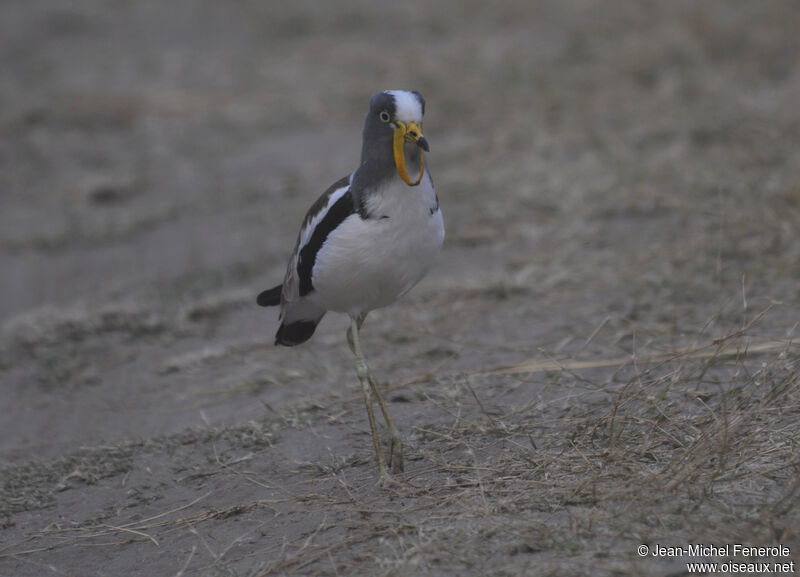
2;0;799;454
1;1;798;573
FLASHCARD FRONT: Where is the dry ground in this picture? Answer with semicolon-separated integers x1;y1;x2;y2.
1;1;799;575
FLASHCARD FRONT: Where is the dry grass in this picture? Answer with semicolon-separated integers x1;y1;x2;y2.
2;0;800;575
2;314;797;576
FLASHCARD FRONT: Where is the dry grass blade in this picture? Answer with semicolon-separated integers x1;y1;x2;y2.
96;524;158;547
476;339;795;376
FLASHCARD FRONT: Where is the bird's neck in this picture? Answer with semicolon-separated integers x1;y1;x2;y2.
356;142;422;184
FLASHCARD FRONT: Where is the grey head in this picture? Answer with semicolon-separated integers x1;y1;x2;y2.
352;90;429;194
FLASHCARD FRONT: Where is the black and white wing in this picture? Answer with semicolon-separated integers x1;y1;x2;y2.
257;175;354;346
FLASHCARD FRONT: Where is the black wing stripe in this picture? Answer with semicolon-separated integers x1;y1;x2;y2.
297;189;355;297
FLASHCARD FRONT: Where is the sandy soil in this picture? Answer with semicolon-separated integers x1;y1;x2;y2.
1;1;799;575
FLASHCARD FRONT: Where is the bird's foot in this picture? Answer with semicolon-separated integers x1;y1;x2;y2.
376;470;403;488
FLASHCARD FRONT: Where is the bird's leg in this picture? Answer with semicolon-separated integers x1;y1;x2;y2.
348;315;404;474
347;318;388;481
366;371;404;474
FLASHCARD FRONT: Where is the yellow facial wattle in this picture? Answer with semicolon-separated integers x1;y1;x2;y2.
393;121;425;186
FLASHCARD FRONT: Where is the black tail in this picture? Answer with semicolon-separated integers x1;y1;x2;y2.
258;283;322;346
257;284;282;307
275;319;320;346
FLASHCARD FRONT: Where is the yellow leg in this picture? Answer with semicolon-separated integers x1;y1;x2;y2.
367;372;404;474
347;318;403;479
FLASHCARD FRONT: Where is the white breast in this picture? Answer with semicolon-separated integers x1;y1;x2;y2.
310;174;444;317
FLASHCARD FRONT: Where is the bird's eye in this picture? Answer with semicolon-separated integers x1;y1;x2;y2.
379;111;391;123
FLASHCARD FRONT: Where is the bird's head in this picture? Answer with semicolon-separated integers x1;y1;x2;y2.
365;90;429;186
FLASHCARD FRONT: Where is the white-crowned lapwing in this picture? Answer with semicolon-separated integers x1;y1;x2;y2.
257;90;444;481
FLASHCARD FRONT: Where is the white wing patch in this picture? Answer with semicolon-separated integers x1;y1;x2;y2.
281;181;351;309
385;90;423;123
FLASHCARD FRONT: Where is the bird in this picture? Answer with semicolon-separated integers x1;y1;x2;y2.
257;90;444;482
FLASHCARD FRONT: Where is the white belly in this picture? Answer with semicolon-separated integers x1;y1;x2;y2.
310;177;444;317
